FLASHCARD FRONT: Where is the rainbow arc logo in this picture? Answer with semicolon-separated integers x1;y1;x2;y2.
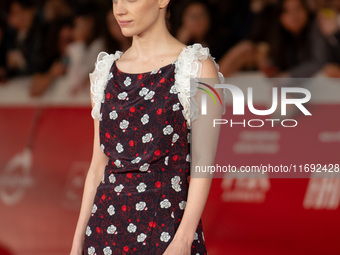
196;82;223;115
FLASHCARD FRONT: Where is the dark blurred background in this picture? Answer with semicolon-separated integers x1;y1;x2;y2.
1;0;340;95
1;1;340;255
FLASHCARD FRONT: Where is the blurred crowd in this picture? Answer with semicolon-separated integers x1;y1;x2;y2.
0;0;340;97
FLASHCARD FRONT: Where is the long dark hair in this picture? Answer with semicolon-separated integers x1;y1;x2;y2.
73;2;103;47
170;0;216;40
269;0;314;71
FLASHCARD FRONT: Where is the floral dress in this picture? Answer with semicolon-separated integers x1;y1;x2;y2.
83;44;225;255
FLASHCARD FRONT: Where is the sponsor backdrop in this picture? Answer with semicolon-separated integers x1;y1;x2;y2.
0;76;340;255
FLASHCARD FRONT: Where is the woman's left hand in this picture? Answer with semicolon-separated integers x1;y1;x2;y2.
162;236;192;255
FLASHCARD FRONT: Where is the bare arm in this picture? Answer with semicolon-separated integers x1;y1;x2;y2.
70;88;109;254
164;57;223;254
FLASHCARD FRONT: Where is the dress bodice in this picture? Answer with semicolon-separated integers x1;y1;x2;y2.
99;57;189;172
89;43;226;129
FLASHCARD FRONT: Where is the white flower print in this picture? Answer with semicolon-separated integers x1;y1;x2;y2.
139;88;149;96
109;174;116;183
137;233;147;242
142;133;153;143
107;205;115;216
194;232;198;240
172;133;179;145
120;119;129;131
160;199;171;209
132;157;142;164
171;176;182;192
141;114;149;125
114;160;122;168
103;246;112;255
165;156;169;166
100;144;105;152
170;85;178;94
86;226;92;236
186;154;191;162
160;232;171;242
114;184;124;194
136;201;147;211
150;68;162;75
172;102;180;111
107;224;118;234
124;76;131;86
109;110;118;120
91;204;97;214
179;201;187;210
116;143;124;153
127;223;137;233
139;163;150;172
88;246;95;255
107;72;113;81
163;125;173;135
171;211;175;218
136;182;147;192
187;132;191;143
118;92;128;100
144;91;155;100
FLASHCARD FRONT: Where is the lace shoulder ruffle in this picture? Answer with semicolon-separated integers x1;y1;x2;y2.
174;43;226;129
90;51;123;120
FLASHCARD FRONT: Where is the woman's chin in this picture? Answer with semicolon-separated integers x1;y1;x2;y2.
120;28;138;38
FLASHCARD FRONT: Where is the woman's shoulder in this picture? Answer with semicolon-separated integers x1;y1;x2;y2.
176;43;221;78
90;50;123;78
173;43;225;129
89;50;123;120
180;43;215;59
179;43;218;67
94;50;123;64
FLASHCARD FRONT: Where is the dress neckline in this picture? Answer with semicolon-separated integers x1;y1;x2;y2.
112;45;187;75
113;60;175;76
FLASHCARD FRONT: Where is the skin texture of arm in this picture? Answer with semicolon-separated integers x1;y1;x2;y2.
70;87;109;255
163;57;223;255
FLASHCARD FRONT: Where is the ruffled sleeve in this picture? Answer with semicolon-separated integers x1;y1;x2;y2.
174;43;227;129
90;51;123;121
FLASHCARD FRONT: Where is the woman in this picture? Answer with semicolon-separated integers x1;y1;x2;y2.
218;0;277;77
70;0;226;254
173;0;220;60
175;0;212;47
5;0;47;77
260;0;330;77
65;2;105;91
317;0;340;77
29;16;73;97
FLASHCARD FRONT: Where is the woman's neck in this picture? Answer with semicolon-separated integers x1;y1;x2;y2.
128;19;176;61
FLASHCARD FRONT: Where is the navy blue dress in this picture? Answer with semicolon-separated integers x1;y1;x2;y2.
83;57;207;255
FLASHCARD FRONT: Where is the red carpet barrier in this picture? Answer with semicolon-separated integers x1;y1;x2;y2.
0;107;92;255
0;106;339;255
1;75;340;254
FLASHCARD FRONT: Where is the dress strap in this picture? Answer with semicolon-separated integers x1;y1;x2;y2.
90;51;123;120
174;43;226;129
